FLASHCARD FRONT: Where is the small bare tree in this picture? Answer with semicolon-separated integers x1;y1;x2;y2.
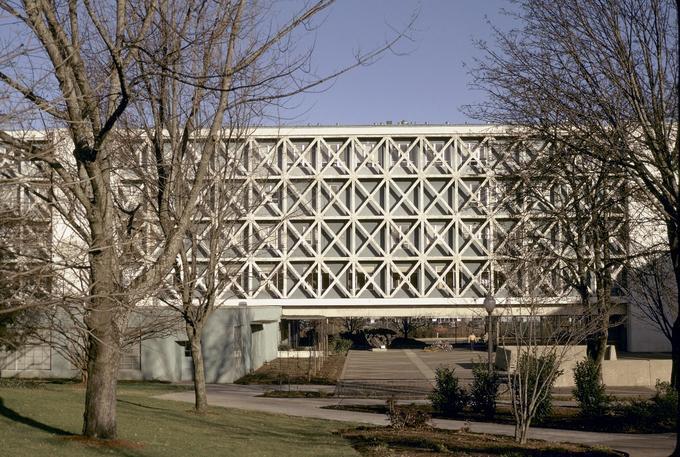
151;130;279;412
497;228;601;444
390;317;429;340
342;317;367;334
115;1;413;415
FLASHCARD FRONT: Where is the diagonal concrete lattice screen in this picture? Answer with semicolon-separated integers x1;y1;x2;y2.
219;126;627;309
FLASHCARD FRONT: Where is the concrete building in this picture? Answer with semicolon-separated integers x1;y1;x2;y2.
0;125;669;382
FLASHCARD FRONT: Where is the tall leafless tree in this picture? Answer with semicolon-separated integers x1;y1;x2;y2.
498;140;628;366
466;1;680;451
0;0;412;438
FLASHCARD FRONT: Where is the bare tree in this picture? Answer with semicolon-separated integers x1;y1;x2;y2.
628;249;678;345
498;141;628;366
497;227;601;444
390;317;429;340
149;129;278;413
342;317;367;334
121;1;411;414
466;1;680;451
0;0;412;438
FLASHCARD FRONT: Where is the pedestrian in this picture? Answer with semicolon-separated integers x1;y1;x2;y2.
468;333;476;350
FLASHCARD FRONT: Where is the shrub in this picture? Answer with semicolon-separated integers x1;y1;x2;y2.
386;399;430;430
573;359;611;417
618;381;678;431
428;367;468;417
652;380;678;423
470;363;500;419
330;337;353;354
514;352;561;423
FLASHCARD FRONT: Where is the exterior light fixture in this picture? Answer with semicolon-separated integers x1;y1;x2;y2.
483;294;497;372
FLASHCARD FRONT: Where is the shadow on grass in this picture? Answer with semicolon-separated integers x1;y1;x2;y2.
0;397;149;457
117;398;171;411
0;397;74;436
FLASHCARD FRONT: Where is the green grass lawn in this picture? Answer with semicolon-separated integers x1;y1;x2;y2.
0;381;624;456
0;381;358;457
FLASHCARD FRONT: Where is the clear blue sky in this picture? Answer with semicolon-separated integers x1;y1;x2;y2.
274;0;515;126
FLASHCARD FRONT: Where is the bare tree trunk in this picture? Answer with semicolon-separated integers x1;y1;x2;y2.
669;221;680;456
515;412;531;445
669;224;680;389
588;305;610;368
188;331;208;414
670;4;680;454
673;316;680;389
83;221;122;439
518;421;530;445
591;319;609;367
82;327;121;439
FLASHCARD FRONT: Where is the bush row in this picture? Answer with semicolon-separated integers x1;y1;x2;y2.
429;365;502;419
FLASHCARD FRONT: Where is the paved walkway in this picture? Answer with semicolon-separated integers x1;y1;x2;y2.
157;384;675;457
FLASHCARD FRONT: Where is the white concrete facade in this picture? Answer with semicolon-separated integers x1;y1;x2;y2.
0;124;665;383
223;125;627;321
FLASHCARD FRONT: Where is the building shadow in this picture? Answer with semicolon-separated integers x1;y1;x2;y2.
0;397;73;436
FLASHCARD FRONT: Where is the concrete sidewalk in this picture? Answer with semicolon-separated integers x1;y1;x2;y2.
156;384;675;457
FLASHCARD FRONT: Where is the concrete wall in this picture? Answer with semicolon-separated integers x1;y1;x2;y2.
0;345;77;379
602;359;672;387
626;251;675;353
163;304;281;384
141;332;183;382
495;344;671;388
495;345;588;388
1;305;282;384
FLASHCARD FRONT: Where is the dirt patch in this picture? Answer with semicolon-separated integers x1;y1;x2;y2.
340;426;623;457
259;389;333;398
60;435;145;449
